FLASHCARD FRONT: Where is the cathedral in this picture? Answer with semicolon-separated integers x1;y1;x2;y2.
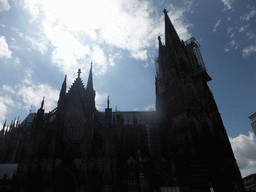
0;9;244;192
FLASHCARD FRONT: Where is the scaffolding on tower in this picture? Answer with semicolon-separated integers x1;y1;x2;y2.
185;37;211;82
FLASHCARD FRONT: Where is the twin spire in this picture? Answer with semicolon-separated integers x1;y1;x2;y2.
76;61;93;90
59;62;94;102
60;9;174;107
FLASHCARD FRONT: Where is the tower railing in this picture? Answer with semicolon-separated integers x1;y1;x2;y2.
185;37;205;74
185;37;211;81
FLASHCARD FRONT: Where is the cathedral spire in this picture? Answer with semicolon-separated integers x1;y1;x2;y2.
163;9;181;47
40;96;45;109
61;75;67;96
158;36;163;56
2;119;7;132
86;62;93;90
85;62;96;108
61;75;67;92
58;75;67;106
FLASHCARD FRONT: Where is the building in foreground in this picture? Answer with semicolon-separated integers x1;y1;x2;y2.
249;112;256;136
0;9;244;192
243;174;256;191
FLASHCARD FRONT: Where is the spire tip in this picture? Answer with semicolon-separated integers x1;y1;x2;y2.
77;69;82;78
107;95;109;109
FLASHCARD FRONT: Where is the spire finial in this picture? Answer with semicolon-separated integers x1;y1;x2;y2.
163;9;167;14
58;75;67;106
107;95;109;109
41;96;45;109
158;36;162;45
91;61;93;66
2;119;7;131
30;105;32;113
77;69;82;77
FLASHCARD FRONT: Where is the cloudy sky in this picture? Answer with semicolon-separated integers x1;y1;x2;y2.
1;0;256;177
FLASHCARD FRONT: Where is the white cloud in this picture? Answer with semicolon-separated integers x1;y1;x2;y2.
0;69;59;126
242;45;256;57
240;6;256;21
131;49;148;61
143;62;149;68
14;57;21;64
221;0;234;11
226;26;236;38
0;85;19;127
165;4;192;41
143;103;155;111
46;26;90;80
17;83;59;112
17;69;59;112
3;85;15;94
224;48;230;52
247;32;256;40
9;44;20;51
95;91;108;111
224;33;240;52
239;24;249;33
227;26;233;34
0;95;15;124
20;0;192;75
231;40;235;47
91;45;107;76
11;27;24;37
108;51;121;66
0;36;12;58
213;19;221;33
227;39;238;50
229;132;256;177
0;0;10;12
25;35;48;54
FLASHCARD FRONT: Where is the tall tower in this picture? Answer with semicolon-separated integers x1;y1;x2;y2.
155;9;244;192
85;63;96;109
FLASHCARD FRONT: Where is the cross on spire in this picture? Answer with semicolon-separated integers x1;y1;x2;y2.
77;69;82;77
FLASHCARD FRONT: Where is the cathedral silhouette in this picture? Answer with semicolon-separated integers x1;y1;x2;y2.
0;9;244;192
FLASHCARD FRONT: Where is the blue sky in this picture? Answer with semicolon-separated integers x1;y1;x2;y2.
0;0;256;177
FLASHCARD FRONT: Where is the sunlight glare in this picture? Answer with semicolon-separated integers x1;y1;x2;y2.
41;0;119;36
